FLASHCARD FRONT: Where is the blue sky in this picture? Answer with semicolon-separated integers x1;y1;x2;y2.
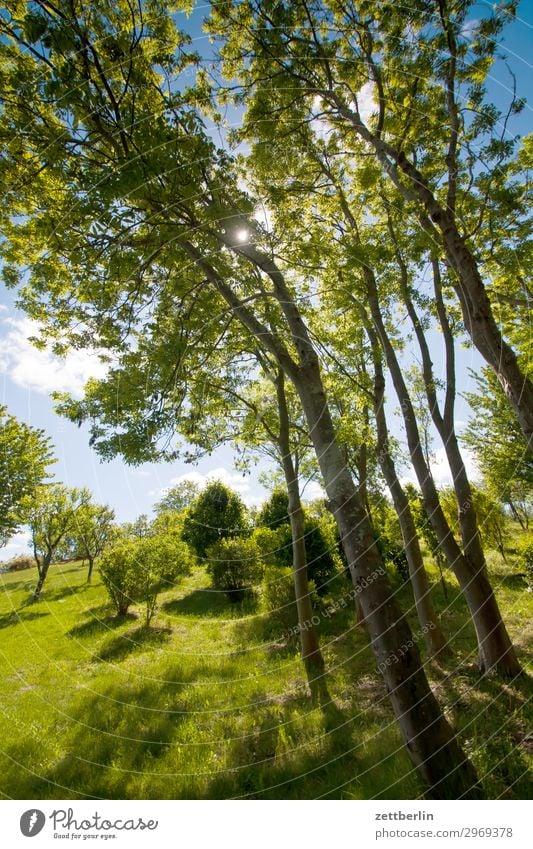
1;0;531;556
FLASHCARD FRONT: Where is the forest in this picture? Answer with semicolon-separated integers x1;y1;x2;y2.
0;0;532;801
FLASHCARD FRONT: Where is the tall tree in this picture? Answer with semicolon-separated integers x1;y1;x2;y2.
0;0;480;795
23;484;87;597
0;407;55;546
209;0;533;443
464;368;533;529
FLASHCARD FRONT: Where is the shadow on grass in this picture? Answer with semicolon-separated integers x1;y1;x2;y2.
40;582;91;603
0;640;426;802
430;663;533;798
0;609;50;630
93;625;172;664
163;588;259;619
67;610;137;639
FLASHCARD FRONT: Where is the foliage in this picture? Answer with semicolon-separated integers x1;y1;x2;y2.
439;484;508;558
121;514;153;539
369;496;409;582
98;538;139;617
303;516;341;595
262;566;299;631
98;529;192;622
21;484;88;594
516;533;533;585
464;368;533;527
183;482;248;558
0;407;55;546
206;536;263;601
251;525;292;569
256;488;290;530
155;480;201;515
404;484;445;569
3;554;34;572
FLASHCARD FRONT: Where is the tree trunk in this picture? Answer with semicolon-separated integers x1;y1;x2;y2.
184;239;481;795
87;555;94;583
33;554;51;599
275;372;326;698
369;335;448;657
364;271;521;676
349;118;533;445
293;362;481;798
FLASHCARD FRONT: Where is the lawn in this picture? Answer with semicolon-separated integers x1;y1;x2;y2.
0;552;531;799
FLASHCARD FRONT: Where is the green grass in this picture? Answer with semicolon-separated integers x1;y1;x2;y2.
0;550;532;800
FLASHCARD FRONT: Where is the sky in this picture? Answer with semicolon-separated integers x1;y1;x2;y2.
0;0;532;557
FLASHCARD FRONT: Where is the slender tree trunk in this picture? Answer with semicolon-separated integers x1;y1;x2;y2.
337;103;533;443
275;371;326;695
368;333;448;657
87;555;94;583
293;361;481;798
34;553;51;599
508;500;526;531
184;239;481;795
364;269;520;676
396;258;520;676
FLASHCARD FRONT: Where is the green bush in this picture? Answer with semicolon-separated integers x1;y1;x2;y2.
206;537;263;601
252;525;292;568
256;488;290;530
262;565;298;630
3;554;34;572
262;565;318;632
516;532;533;584
98;531;192;623
303;517;340;595
182;481;248;558
98;538;139;617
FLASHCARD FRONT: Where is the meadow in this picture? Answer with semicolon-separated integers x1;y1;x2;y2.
1;547;531;800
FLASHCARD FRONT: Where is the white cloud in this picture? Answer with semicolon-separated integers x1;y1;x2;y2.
166;467;251;495
0;316;107;398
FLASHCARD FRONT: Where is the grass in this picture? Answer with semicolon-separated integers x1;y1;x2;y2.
0;549;532;800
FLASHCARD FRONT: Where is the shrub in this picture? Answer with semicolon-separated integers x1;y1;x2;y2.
516;532;533;585
206;537;263;601
303;517;340;595
262;565;298;630
98;539;139;616
262;565;318;632
3;554;34;572
182;481;248;558
98;531;192;623
143;532;194;585
256;488;290;530
252;525;292;569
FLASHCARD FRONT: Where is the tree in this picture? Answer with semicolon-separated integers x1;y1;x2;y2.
23;484;87;597
98;528;192;623
209;0;533;443
206;536;263;601
464;368;533;529
155;479;201;515
0;0;481;795
182;481;247;559
0;407;55;546
257;487;290;531
73;497;116;582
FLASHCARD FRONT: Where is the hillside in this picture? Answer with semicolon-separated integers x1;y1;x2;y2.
1;553;531;800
